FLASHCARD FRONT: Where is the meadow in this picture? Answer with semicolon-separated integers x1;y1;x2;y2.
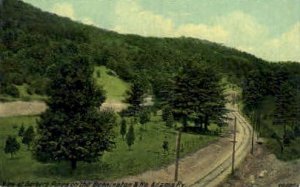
0;114;219;182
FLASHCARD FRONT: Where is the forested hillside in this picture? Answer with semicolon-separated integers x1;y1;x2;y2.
1;0;300;160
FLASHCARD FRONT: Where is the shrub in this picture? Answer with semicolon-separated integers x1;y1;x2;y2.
2;84;20;97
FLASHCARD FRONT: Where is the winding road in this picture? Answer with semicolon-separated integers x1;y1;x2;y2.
116;106;253;187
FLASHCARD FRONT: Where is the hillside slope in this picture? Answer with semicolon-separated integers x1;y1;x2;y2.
1;0;300;162
2;0;298;99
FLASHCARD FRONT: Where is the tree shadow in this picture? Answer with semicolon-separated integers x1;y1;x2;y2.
32;161;112;180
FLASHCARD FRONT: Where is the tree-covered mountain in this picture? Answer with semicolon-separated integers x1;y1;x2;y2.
1;0;298;98
1;0;300;160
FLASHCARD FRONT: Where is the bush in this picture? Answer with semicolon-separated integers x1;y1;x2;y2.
9;73;24;85
1;84;20;97
139;109;150;125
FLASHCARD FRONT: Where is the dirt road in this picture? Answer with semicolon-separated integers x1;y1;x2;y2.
0;100;126;117
116;108;252;187
0;101;47;117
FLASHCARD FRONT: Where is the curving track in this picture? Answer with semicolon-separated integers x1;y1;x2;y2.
117;107;253;187
191;109;253;186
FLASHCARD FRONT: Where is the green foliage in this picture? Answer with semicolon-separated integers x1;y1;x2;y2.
120;118;127;140
4;136;20;158
124;80;145;116
126;125;135;150
169;61;226;131
162;140;169;153
166;112;174;128
34;56;115;171
139;109;150;125
0;85;20;97
0;115;218;182
21;126;35;149
18;124;25;137
242;70;265;110
162;106;172;122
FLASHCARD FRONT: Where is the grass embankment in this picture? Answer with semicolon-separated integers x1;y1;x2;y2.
0;115;219;182
93;66;129;103
256;97;300;161
237;96;300;161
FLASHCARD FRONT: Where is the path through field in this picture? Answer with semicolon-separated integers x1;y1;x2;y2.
115;106;252;187
0;100;126;117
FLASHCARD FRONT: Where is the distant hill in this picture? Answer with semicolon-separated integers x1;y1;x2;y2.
0;0;299;100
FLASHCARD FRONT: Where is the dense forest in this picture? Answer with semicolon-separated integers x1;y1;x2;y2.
1;0;300;160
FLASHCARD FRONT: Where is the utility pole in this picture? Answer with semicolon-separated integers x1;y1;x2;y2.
231;116;237;175
174;130;182;182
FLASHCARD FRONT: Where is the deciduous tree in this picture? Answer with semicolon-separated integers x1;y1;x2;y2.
34;56;115;171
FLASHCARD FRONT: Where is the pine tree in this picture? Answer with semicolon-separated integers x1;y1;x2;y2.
18;124;25;137
126;125;135;150
34;55;115;171
4;136;20;158
139;109;150;125
22;126;35;150
125;80;145;116
169;61;226;131
273;81;296;144
120;118;127;140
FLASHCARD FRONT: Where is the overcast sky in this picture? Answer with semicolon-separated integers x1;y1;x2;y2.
23;0;300;62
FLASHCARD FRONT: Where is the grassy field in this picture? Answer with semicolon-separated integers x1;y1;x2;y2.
0;114;219;182
93;66;129;103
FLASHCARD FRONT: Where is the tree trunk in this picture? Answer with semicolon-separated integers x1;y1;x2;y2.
71;159;77;171
10;153;13;159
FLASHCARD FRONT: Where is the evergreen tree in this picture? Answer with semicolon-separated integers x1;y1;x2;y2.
34;56;115;171
273;81;296;144
4;136;20;158
242;70;265;111
18;124;25;137
126;125;135;150
120;118;127;140
169;61;226;131
22;126;35;150
139;109;150;125
125;80;145;116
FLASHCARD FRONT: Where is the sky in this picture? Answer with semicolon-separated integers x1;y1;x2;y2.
23;0;300;62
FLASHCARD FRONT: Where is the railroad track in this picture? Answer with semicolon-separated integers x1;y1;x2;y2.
191;110;253;187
